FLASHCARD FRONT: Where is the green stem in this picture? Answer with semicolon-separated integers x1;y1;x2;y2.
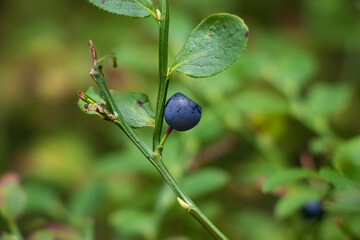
109;117;228;239
88;23;228;240
150;157;229;240
155;127;173;155
8;219;23;240
153;0;170;150
91;67;154;158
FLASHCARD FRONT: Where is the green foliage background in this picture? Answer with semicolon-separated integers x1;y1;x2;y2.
0;0;360;239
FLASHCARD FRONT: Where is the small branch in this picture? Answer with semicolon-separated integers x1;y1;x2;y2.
155;127;173;155
89;40;98;67
87;41;154;159
153;0;170;150
86;15;229;240
152;158;229;240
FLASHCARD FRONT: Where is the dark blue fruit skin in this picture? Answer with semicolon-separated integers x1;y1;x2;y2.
164;92;202;131
301;201;323;219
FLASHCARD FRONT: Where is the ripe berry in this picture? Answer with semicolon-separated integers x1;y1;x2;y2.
301;201;323;219
164;92;202;131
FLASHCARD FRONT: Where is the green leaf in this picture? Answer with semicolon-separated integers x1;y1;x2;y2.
23;182;67;219
303;83;352;121
109;209;155;238
0;233;17;240
264;48;316;97
232;90;289;115
262;169;318;193
333;136;360;181
110;90;155;128
234;209;287;240
275;188;322;219
172;13;248;78
77;88;110;122
326;190;360;214
78;87;155;128
0;173;26;220
319;167;357;191
95;150;155;177
69;181;104;218
30;224;81;240
182;168;230;198
88;0;154;18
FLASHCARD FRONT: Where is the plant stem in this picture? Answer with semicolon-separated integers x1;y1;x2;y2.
149;157;229;240
153;0;170;150
90;64;154;158
87;21;228;240
8;219;23;240
92;72;229;239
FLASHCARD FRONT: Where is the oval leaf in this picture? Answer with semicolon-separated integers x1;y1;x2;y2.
333;136;360;181
275;188;322;219
262;169;318;193
109;209;155;237
182;168;230;198
78;87;155;128
0;173;26;220
172;13;249;78
110;90;155;128
88;0;154;18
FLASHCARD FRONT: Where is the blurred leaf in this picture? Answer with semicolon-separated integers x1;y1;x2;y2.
164;237;190;240
234;209;288;240
317;216;348;240
172;13;248;77
23;182;67;219
326;190;360;214
303;83;352;121
105;179;137;202
0;233;17;240
78;87;155;128
88;0;154;18
309;136;338;154
232;90;289;115
95;149;155;177
263;169;318;193
333;136;360;181
69;181;104;218
319;168;357;191
181;69;242;102
265;49;315;96
182;168;230;198
0;173;26;220
275;188;323;218
28;224;81;240
109;209;155;238
27;134;92;188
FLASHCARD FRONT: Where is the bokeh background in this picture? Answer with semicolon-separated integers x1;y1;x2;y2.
1;0;360;239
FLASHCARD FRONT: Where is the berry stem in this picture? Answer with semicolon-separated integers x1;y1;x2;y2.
155;127;173;155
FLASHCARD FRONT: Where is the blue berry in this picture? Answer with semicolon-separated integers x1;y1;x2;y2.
164;92;202;131
301;201;323;219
